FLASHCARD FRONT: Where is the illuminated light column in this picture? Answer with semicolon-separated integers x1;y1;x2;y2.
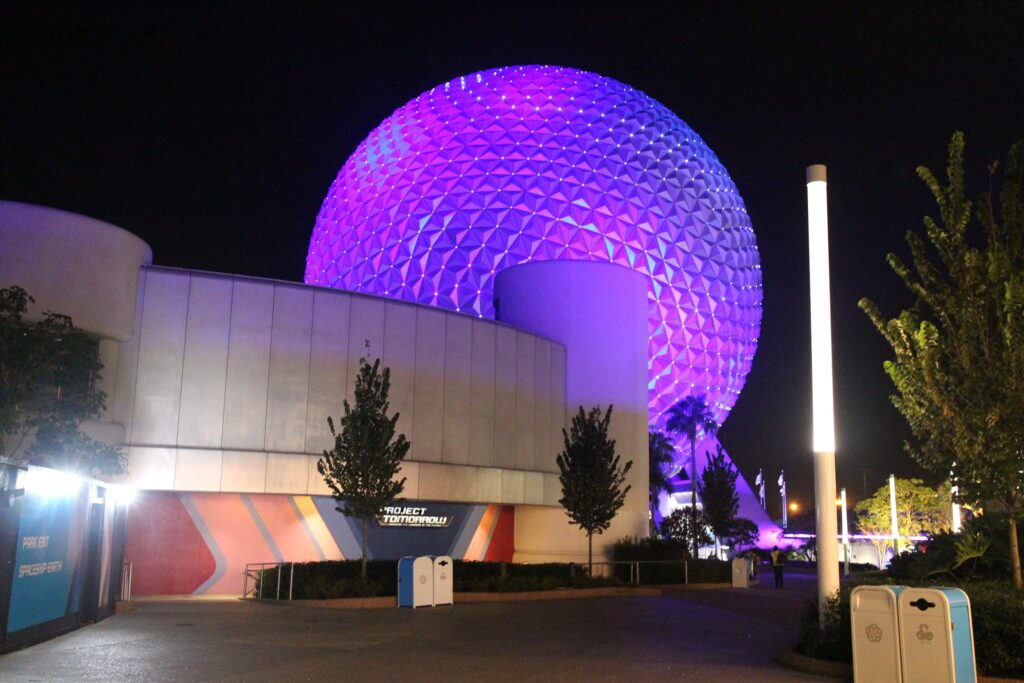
840;488;850;576
807;164;840;623
889;474;901;556
951;465;962;533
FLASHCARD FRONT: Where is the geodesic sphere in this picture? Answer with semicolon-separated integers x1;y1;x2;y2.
306;65;762;429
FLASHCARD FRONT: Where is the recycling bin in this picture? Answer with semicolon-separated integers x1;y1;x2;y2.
731;557;749;588
397;556;434;608
851;585;906;683
433;555;454;606
898;587;976;683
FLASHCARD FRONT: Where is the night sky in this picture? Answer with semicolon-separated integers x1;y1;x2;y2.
3;3;1022;514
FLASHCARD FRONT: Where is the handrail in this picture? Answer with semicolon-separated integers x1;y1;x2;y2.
120;561;133;601
243;562;296;600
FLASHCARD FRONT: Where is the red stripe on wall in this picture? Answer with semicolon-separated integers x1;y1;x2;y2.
482;506;515;562
124;492;215;595
246;494;322;562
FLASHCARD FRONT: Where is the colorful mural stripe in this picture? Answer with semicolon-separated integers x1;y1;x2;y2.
125;492;515;595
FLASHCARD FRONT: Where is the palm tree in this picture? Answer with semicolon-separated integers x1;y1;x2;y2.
648;431;675;521
666;394;718;558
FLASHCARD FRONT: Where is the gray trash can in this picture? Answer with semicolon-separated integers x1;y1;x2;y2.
851;585;905;683
898;587;976;683
397;556;434;608
433;555;453;606
731;557;748;588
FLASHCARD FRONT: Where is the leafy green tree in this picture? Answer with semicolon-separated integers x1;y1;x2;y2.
317;348;411;579
648;430;675;514
0;285;123;475
660;507;712;552
855;477;952;568
666;394;718;558
557;405;633;575
724;517;760;551
698;443;740;548
859;134;1024;588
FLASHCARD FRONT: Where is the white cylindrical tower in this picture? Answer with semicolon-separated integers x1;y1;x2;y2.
495;260;649;561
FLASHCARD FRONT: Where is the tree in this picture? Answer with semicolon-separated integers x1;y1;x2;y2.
724;518;760;551
855;477;952;568
317;348;411;580
859;133;1024;588
556;405;633;575
697;443;740;557
660;507;712;552
648;431;675;515
666;394;718;558
0;285;123;475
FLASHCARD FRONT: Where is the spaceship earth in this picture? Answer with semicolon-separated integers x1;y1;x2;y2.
306;65;762;434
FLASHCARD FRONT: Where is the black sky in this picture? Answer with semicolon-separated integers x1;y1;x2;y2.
3;2;1022;514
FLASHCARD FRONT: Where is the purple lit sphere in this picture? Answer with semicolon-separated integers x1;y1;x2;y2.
306;65;762;432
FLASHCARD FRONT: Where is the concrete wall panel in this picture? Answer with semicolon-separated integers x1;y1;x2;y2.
305;290;351;455
177;275;232;448
514;333;535;470
411;308;445;462
265;285;313;453
383;302;417;444
221;279;274;450
127;446;175;490
493;327;517;470
468;320;496;468
130;269;189;445
266;452;309;494
174;448;223;492
220;450;268;492
442;315;472;465
532;340;552;472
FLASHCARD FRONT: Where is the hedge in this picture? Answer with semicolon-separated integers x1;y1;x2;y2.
255;555;730;600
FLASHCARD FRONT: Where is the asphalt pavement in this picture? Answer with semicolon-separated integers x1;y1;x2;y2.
0;572;826;682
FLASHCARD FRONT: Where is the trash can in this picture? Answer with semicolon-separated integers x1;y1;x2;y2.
731;557;748;588
851;585;906;683
898;587;976;683
397;556;434;608
433;555;453;606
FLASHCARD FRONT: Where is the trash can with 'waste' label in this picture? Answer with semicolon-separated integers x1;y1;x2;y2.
898;587;976;683
851;585;905;683
397;556;434;608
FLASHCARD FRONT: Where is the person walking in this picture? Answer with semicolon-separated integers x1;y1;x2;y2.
770;546;785;589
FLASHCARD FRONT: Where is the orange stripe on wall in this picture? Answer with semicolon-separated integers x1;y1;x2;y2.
293;496;344;559
247;494;322;562
463;504;498;561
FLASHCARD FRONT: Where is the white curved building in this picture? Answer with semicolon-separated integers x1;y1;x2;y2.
0;201;650;595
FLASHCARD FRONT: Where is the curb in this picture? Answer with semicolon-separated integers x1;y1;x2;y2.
775;649;851;680
273;585;670;609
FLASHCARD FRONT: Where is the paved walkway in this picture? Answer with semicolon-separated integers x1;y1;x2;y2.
0;574;826;682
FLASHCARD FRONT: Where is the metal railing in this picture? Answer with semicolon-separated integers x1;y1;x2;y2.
120;561;133;601
575;560;690;585
243;562;296;600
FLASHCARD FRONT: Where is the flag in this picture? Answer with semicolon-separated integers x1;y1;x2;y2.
778;471;786;496
755;470;763;487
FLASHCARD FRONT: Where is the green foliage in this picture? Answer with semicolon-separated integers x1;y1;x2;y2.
854;477;951;566
697;443;739;543
317;347;411;578
610;537;731;583
888;513;1024;582
666;394;718;557
724;517;759;549
274;560;624;598
0;285;123;475
659;507;711;553
648;430;675;510
858;133;1024;588
556;405;633;570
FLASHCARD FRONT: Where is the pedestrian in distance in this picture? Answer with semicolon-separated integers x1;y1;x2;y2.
770;546;785;589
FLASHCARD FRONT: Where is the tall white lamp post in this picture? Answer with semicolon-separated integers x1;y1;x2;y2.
840;487;850;576
807;165;840;624
889;474;901;556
